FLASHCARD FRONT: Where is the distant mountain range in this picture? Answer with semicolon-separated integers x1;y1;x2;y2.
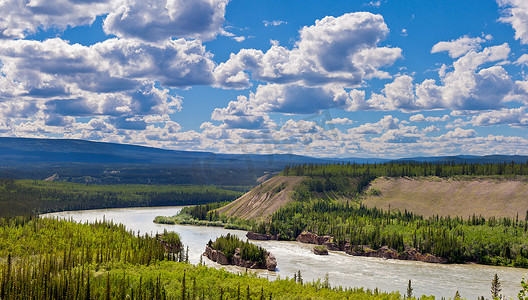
0;137;526;185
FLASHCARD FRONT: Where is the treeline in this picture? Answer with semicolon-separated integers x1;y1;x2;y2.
253;200;528;267
180;202;230;221
0;179;242;217
208;234;267;264
0;215;185;299
0;215;437;299
282;161;528;178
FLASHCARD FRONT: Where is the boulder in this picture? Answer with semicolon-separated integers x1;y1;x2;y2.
203;245;230;265
296;231;318;244
216;251;229;265
316;235;333;245
312;246;329;255
323;242;340;251
266;253;277;271
246;232;279;241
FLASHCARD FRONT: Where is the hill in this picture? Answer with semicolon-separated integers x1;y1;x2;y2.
362;177;528;218
217;176;305;221
1;136;528;185
0;137;333;185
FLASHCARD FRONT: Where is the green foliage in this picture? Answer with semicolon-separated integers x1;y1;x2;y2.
282;161;528;178
154;202;256;231
0;178;242;217
210;234;267;264
249;198;528;266
0;215;430;299
406;280;413;299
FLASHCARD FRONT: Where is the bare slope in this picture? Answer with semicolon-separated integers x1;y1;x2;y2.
363;177;528;218
217;176;305;221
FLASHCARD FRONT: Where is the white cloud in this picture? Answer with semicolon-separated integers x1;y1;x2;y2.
211;95;274;129
0;0;116;39
515;54;528;65
326;118;354;125
440;128;477;139
350;115;399;135
470;107;528;126
498;0;528;44
364;1;381;7
0;0;229;42
423;125;439;133
248;84;356;114
233;36;246;42
103;0;229;42
368;43;520;111
373;127;421;143
409;114;450;122
0;38;215;96
263;20;287;27
431;35;488;58
215;12;402;89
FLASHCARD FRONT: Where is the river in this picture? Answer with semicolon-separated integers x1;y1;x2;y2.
44;206;528;299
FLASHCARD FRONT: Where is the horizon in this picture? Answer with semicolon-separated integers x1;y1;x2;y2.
3;135;527;161
1;1;528;158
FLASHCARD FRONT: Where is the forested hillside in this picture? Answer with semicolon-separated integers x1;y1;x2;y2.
0;179;243;217
0;215;435;299
171;161;528;268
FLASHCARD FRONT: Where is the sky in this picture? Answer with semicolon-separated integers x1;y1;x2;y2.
1;0;528;158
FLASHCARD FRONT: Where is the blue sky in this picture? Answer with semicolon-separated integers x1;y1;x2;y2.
1;0;528;158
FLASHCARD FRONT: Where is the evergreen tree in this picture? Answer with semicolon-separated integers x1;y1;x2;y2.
406;279;413;299
297;270;303;285
453;290;461;299
491;273;501;299
181;270;186;300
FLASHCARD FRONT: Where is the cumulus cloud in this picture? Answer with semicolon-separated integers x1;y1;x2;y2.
368;43;520;111
248;84;357;114
0;37;210;131
515;54;528;65
431;35;489;58
214;12;402;89
211;96;274;129
440;128;477;139
350;115;399;135
0;0;115;39
470;107;528;126
373;127;421;143
326;118;354;125
0;38;215;95
103;0;229;42
409;114;450;122
0;0;229;42
498;0;528;44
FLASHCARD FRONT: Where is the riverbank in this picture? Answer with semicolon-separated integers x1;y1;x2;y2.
45;206;528;298
291;231;447;264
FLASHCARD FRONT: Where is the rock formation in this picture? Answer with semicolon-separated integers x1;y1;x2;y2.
246;231;280;241
203;245;277;271
296;231;448;264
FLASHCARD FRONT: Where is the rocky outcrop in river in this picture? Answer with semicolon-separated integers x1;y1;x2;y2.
203;245;277;271
246;231;280;241
296;231;448;264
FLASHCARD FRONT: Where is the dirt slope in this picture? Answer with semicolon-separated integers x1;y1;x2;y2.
363;177;528;218
217;176;305;221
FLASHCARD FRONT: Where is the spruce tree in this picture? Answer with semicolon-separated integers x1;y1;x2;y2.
406;279;413;299
491;273;501;299
453;290;461;299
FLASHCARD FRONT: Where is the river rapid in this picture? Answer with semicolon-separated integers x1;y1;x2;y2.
44;206;528;299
